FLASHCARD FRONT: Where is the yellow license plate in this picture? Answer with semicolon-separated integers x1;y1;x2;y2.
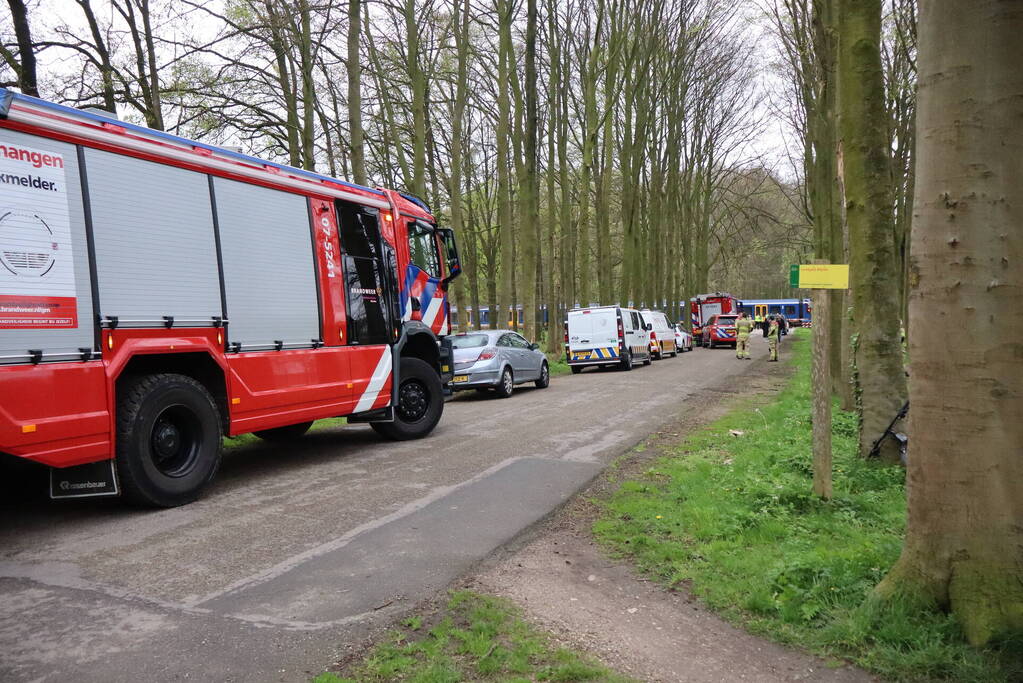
452;375;469;383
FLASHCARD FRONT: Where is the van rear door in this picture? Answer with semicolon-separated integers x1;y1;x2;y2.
567;308;619;362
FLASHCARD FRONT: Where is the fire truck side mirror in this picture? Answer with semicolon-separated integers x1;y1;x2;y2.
437;228;462;287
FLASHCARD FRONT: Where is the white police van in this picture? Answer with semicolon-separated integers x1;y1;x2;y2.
565;305;652;373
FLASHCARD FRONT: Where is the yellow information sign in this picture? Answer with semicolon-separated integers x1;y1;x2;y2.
790;264;849;289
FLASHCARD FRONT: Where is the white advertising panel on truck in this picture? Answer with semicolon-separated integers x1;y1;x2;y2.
0;128;94;362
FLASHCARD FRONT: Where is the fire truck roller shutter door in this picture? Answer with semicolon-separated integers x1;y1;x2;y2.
0;128;94;362
84;148;221;323
212;178;320;350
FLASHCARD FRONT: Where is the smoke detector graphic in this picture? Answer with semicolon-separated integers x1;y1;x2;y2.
0;210;57;276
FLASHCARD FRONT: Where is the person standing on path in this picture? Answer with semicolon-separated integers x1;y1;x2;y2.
735;312;753;359
767;317;779;362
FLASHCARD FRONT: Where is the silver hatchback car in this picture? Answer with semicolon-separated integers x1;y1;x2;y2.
450;330;550;398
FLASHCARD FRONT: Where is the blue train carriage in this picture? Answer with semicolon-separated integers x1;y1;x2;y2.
738;298;812;327
449;305;552;330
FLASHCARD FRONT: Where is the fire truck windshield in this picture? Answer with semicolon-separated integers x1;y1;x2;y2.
408;221;441;277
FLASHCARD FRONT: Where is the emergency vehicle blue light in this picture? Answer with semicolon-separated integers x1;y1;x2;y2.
400;193;431;212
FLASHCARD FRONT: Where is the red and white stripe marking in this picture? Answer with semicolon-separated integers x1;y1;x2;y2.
354;348;393;413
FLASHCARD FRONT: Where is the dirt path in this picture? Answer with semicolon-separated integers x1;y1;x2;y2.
466;357;876;683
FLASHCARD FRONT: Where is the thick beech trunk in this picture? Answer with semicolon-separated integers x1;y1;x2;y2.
876;0;1023;647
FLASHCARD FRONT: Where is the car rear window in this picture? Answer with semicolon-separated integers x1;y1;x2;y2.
452;334;489;349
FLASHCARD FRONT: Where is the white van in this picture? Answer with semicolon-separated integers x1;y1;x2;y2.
566;306;653;373
640;309;678;359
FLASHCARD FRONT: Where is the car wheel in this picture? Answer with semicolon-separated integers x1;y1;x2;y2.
494;367;514;398
254;421;314;442
571;366;583;375
708;337;715;349
371;357;444;440
116;373;222;508
643;352;652;366
535;361;550;388
620;349;633;371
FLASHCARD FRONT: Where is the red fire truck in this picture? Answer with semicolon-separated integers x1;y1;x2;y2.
689;292;740;345
0;89;461;506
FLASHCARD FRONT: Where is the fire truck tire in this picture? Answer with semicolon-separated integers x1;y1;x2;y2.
115;373;223;508
371;357;444;441
254;421;314;442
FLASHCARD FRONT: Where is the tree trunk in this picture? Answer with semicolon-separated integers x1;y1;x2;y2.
7;0;38;96
876;0;1023;647
521;0;539;341
495;0;514;332
298;0;316;171
405;0;427;198
837;0;907;460
544;0;561;355
347;0;366;185
77;0;117;112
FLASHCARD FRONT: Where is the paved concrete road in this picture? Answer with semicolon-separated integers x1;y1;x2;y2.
0;339;770;682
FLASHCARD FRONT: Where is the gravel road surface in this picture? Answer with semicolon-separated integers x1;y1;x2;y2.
0;342;764;682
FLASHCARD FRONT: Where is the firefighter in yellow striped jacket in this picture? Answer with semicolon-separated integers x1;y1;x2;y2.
735;312;753;359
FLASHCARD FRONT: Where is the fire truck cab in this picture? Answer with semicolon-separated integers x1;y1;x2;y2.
0;89;461;506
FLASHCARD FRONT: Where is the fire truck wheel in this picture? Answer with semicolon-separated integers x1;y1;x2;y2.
254;421;314;442
116;373;223;508
371;357;443;441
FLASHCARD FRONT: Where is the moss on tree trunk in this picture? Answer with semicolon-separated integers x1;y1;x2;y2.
837;0;907;461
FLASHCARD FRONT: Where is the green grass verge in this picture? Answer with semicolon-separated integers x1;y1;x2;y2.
313;591;634;683
593;332;1021;682
224;417;347;450
549;358;572;377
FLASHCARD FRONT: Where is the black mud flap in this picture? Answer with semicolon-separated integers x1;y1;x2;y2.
50;460;119;499
348;406;394;424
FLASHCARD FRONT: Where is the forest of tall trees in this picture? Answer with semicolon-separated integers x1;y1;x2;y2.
3;0;1020;646
0;0;817;350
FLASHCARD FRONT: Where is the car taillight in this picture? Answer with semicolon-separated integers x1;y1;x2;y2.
479;347;498;360
564;321;568;344
617;319;624;341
